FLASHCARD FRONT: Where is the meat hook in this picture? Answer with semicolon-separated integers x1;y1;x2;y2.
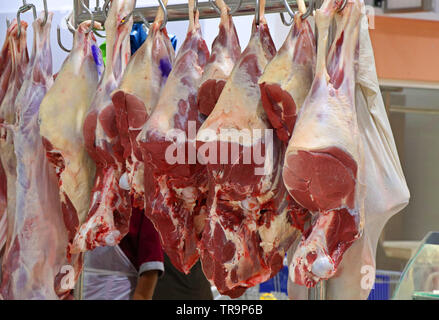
80;0;95;34
209;0;243;16
337;0;347;12
255;0;260;25
16;2;37;38
158;0;168;30
57;24;72;53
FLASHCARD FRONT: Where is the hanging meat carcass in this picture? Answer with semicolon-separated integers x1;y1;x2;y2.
284;0;365;287
196;0;306;298
0;24;15;255
71;0;136;254
0;20;29;258
137;0;210;274
39;21;104;249
197;0;241;117
258;0;315;142
0;12;79;300
320;0;409;299
112;0;175;209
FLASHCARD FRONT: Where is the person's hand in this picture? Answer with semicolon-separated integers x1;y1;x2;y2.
132;270;159;300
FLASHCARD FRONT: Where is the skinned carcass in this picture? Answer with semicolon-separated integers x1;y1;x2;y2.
284;0;366;287
71;0;136;254
0;12;80;300
196;0;307;298
0;25;15;254
39;21;104;248
0;20;29;258
318;0;409;300
197;0;241;117
112;0;175;209
137;0;210;274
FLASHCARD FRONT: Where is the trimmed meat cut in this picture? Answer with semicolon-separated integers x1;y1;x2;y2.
39;21;104;248
0;13;80;300
197;0;241;117
137;0;210;274
258;4;315;143
112;0;175;209
196;0;307;298
284;0;365;287
0;20;29;258
71;0;136;253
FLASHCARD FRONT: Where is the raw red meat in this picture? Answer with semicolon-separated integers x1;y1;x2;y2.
0;13;80;300
284;0;365;287
71;0;136;253
0;20;29;258
137;0;210;274
112;2;175;209
39;21;104;247
196;0;307;298
197;0;241;117
259;10;315;142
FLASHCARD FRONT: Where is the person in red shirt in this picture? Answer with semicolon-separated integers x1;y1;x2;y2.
82;201;164;300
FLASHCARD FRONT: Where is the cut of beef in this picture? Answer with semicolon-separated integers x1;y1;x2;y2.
197;0;241;117
137;0;210;274
196;0;307;298
71;0;136;254
284;0;365;287
39;21;104;247
112;1;175;209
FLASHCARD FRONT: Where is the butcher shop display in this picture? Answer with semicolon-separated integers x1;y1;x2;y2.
0;0;411;301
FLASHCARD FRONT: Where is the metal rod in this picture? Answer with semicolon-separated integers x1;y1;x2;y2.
74;0;309;25
308;280;327;300
389;106;439;115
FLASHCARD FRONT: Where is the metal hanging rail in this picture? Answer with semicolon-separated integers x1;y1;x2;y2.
73;0;310;26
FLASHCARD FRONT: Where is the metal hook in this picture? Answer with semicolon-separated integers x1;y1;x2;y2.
103;0;111;18
158;0;168;30
80;0;95;34
17;3;37;38
255;0;260;25
39;0;48;26
194;0;198;14
337;0;347;12
57;25;72;53
209;0;243;16
302;0;314;20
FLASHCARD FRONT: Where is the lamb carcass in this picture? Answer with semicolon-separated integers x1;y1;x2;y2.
112;0;175;209
322;1;409;299
0;20;29;258
258;0;315;142
197;0;241;117
39;21;104;249
284;0;365;287
137;0;210;274
71;0;136;253
1;12;79;300
0;25;15;254
196;0;306;298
